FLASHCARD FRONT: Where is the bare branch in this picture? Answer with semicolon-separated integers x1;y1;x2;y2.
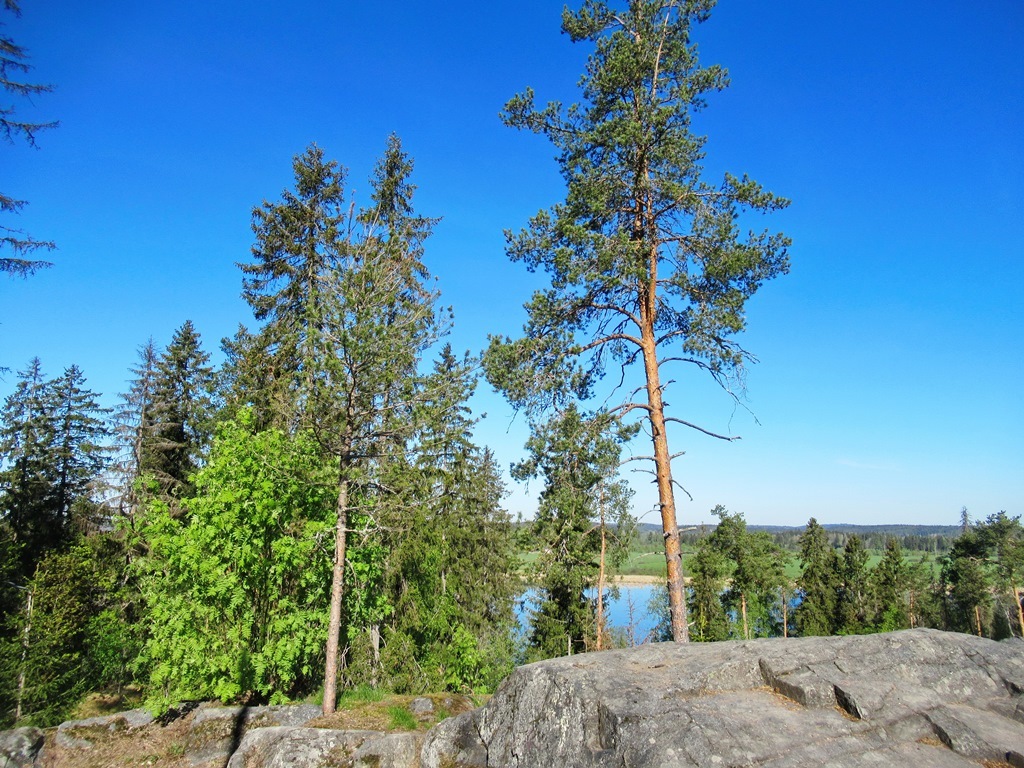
576;332;643;354
671;479;694;502
664;416;740;442
620;454;655;464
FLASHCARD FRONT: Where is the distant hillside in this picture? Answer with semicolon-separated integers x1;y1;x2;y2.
641;522;962;537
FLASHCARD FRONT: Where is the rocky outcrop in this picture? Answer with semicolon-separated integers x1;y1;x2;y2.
423;628;1024;767
5;629;1023;767
54;708;154;749
0;728;43;768
225;727;423;768
185;703;322;766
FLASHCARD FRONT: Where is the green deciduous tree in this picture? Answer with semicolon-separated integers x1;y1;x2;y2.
483;0;790;642
1;0;56;276
137;414;335;709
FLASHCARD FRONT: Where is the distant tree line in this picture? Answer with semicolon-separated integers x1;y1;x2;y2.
647;509;1024;643
659;525;959;555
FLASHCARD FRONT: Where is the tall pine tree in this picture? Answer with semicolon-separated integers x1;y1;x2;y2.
483;0;790;641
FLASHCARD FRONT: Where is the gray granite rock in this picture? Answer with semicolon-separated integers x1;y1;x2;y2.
224;727;381;768
55;708;154;749
353;732;423;768
409;697;434;717
421;628;1024;767
0;728;43;768
224;727;423;768
185;703;321;766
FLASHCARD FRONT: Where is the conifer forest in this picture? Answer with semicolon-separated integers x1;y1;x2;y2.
2;0;1021;728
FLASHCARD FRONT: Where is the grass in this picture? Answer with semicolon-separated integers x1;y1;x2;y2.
387;704;419;731
309;692;484;733
337;684;386;707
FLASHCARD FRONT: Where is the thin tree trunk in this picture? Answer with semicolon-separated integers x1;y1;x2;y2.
1014;586;1024;638
741;592;749;640
596;486;607;651
781;586;788;638
909;591;916;629
370;625;381;686
322;472;349;715
15;588;33;722
974;604;983;637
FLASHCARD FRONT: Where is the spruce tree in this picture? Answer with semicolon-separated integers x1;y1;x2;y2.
697;506;785;640
870;537;909;631
111;340;160;524
47;365;108;532
942;516;993;636
238;136;450;713
835;534;870;634
0;359;57;576
483;0;791;642
795;518;839;636
1;1;57;276
148;321;215;503
686;537;729;642
513;405;634;659
977;512;1024;638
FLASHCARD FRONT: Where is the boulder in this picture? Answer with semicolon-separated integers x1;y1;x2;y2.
185;703;321;766
422;628;1024;767
224;727;424;768
0;727;44;768
55;708;154;749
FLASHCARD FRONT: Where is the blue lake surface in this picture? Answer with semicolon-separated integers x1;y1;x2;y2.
517;583;664;646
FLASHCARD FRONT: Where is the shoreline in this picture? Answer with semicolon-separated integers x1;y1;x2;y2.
611;574;664;585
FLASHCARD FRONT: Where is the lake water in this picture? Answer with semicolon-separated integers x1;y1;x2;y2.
517;583;664;646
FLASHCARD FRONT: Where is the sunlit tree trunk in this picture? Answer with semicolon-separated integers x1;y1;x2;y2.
322;473;349;715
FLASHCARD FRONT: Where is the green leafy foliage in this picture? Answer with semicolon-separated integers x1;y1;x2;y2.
137;414;335;710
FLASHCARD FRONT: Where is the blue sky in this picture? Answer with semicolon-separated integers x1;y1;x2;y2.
2;0;1021;527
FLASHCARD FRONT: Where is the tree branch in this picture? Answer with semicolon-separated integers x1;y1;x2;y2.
664;416;740;441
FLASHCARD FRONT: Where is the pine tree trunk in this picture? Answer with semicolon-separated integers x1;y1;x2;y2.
641;336;688;642
974;603;983;637
322;471;349;715
741;593;749;640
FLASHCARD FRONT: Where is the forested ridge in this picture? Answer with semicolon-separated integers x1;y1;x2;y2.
2;0;1021;730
